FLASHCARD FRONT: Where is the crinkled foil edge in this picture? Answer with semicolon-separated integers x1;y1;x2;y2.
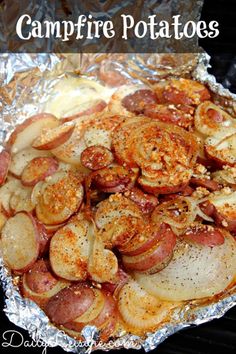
0;53;236;353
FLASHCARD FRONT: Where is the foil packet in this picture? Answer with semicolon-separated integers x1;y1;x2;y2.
0;52;236;353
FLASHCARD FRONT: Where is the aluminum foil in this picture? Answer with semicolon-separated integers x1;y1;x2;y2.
0;52;236;353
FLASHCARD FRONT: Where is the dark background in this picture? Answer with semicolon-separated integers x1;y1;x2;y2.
1;0;236;353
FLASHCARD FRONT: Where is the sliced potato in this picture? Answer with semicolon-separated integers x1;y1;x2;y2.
7;114;59;153
95;194;142;229
51;124;87;165
32;123;75;150
0;150;11;186
1;212;41;273
50;217;92;281
21;259;69;308
21;157;59;186
10;185;34;213
205;133;236;166
194;101;236;137
0;179;22;214
9;147;52;177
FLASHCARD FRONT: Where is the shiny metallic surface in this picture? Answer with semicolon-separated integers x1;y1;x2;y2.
0;52;236;353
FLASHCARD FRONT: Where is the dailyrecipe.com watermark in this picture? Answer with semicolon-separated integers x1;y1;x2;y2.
1;327;140;354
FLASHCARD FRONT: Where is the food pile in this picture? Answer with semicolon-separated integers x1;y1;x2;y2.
0;78;236;341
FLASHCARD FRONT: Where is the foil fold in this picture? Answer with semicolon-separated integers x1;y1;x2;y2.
0;52;236;353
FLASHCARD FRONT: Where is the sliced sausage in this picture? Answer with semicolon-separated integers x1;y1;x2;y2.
81;145;113;170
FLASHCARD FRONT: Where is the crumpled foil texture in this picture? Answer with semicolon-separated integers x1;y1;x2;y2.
0;52;236;353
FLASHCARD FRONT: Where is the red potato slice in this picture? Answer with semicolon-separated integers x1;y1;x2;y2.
64;288;106;331
62;99;107;122
88;228;119;283
51;122;88;165
90;296;117;341
6;114;59;153
183;224;225;247
21;259;69;308
35;172;84;225
212;167;236;187
0;179;22;214
24;259;57;293
83;114;125;152
0;150;11;186
81;145;113;170
135;232;236;301
9;147;52;178
50;217;92;281
122;224;176;274
207;190;236;233
124;187;158;214
95;194;142;229
120;223;171;256
194;101;236;137
72;288;105;324
63;290;117;341
97;215;143;251
205;133;236;166
83;127;113;149
9;184;35;213
154;78;211;106
52;114;124;165
35;219;52;256
21;273;69;309
32;123;75;150
21;157;59;186
118;280;175;333
1;212;41;273
31;181;44;206
45;283;95;325
89;291;117;329
57;161;79;174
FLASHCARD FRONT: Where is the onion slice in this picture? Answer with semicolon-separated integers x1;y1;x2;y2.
135;232;236;301
118;280;176;332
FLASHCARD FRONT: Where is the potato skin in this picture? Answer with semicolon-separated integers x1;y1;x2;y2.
24;259;57;294
32;124;75;150
0;150;11;186
45;283;95;324
63;290;118;341
21;259;69;309
6;114;59;152
21;157;59;186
